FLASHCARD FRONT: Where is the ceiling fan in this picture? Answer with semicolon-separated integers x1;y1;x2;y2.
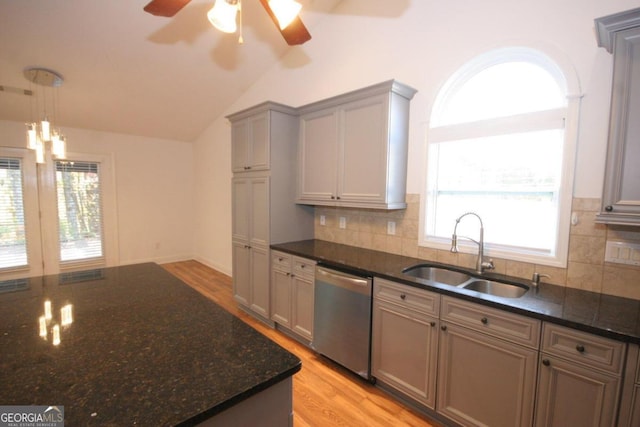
143;0;312;45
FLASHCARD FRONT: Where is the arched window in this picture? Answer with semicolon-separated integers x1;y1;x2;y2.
422;47;580;267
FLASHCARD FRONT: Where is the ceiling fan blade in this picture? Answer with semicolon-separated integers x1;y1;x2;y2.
144;0;192;17
258;0;312;46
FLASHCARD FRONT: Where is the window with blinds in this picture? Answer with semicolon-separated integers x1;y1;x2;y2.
0;158;28;270
56;161;104;263
422;47;578;267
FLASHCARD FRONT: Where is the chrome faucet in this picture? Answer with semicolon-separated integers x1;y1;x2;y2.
450;212;494;275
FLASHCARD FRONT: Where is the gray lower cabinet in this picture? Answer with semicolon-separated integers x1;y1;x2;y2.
534;323;625;427
270;251;315;341
437;296;540;427
619;344;640;427
371;278;440;409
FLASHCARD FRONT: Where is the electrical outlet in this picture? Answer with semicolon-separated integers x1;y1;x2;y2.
387;221;396;235
320;215;326;226
339;216;346;229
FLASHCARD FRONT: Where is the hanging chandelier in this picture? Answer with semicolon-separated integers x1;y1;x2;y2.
24;67;67;164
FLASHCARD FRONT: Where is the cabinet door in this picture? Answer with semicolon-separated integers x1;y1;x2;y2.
630;385;640;427
437;322;537;427
297;108;338;203
338;95;388;204
231;113;270;173
249;244;269;318
291;274;314;340
271;267;292;328
232;240;250;307
535;355;620;427
372;299;438;409
231;120;249;173
232;177;250;242
250;177;269;247
599;26;640;223
248;112;269;171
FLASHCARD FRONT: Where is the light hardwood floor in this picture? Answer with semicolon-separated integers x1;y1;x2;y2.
162;260;438;427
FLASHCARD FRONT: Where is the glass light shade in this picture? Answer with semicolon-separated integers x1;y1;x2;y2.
269;0;301;29
35;138;45;164
26;123;37;149
208;0;238;33
40;117;51;141
51;133;66;159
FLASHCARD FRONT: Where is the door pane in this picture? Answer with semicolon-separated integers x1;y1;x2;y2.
56;161;104;263
0;158;27;269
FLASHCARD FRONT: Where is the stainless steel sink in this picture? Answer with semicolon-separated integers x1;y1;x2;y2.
461;280;529;298
402;265;471;286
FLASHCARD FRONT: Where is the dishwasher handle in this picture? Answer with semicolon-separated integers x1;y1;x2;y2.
315;266;371;295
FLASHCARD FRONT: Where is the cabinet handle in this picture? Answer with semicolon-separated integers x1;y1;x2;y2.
576;344;585;353
441;325;447;331
331;195;336;200
400;293;406;300
286;272;291;277
430;321;436;327
278;257;283;262
300;265;305;269
336;196;341;200
481;317;488;325
542;359;550;366
605;205;613;212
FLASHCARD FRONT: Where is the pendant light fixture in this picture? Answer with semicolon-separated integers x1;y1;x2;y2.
24;67;67;164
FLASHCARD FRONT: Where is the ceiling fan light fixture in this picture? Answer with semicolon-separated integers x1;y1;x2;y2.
268;0;302;30
208;0;239;33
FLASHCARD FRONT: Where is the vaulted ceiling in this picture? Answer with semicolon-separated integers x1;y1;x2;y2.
0;0;343;141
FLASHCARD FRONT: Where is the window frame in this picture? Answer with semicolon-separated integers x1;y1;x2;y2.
419;47;582;268
42;152;118;273
0;147;42;277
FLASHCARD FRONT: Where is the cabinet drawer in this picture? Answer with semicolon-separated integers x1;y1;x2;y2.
374;278;440;317
293;256;315;277
271;251;292;270
541;323;625;374
441;296;540;348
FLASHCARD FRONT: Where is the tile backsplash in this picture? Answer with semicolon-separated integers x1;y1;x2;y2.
314;194;640;300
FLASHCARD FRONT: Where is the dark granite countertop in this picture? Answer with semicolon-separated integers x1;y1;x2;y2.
0;263;301;426
272;239;640;345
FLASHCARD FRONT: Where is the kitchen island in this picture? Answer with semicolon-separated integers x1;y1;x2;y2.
0;263;300;426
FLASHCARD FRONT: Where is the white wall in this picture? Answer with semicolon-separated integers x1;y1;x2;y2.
192;119;233;275
0;119;195;268
192;0;640;275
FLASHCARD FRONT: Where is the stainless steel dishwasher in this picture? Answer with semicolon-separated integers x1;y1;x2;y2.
312;264;373;381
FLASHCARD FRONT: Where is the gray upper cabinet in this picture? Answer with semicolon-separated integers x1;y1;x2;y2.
595;8;640;225
296;80;417;210
231;111;270;173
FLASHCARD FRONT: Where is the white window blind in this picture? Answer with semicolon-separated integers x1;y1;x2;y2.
56;161;104;263
0;157;28;269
